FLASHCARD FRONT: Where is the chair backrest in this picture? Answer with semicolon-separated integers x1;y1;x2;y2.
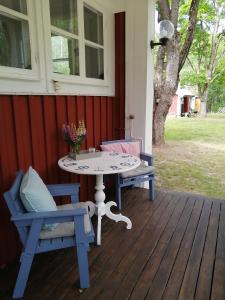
102;138;143;151
101;138;143;157
4;171;28;245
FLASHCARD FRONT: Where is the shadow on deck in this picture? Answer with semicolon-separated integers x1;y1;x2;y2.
0;188;225;300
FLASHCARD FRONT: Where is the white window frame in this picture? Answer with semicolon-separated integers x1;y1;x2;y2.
0;0;115;95
83;3;104;79
0;0;38;79
44;0;110;94
48;1;81;78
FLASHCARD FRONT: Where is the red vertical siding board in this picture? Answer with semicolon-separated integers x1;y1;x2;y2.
55;96;68;156
55;96;70;185
0;96;20;265
100;97;108;142
76;96;86;149
66;96;77;122
93;96;101;148
112;96;117;139
43;96;60;184
85;96;94;149
29;96;47;180
76;96;88;201
0;96;18;193
107;99;113;141
85;96;95;200
12;96;33;169
66;96;79;183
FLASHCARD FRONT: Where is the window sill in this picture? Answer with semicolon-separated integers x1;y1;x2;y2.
0;66;40;81
52;73;109;87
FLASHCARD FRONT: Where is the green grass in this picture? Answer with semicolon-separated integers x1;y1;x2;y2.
153;113;225;199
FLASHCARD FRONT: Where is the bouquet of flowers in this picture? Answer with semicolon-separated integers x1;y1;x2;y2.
62;120;87;155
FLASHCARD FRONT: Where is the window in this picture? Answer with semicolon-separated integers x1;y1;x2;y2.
49;0;79;76
84;5;104;79
49;0;104;80
0;0;114;95
0;0;27;13
0;0;31;69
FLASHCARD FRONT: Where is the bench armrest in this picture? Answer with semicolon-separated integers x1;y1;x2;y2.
12;208;86;226
140;152;153;166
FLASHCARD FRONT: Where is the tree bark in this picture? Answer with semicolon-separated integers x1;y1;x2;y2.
200;87;209;116
200;101;207;116
153;35;180;146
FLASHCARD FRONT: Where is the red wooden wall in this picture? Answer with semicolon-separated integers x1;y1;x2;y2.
0;12;125;265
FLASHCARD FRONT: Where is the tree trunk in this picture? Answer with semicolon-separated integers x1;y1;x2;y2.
200;87;209;116
153;0;201;146
153;37;180;146
201;101;207;116
153;92;176;145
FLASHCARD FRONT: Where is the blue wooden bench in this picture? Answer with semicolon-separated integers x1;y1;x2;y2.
4;170;94;299
101;139;155;210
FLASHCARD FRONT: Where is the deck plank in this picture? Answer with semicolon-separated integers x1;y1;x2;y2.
211;202;225;300
178;199;212;299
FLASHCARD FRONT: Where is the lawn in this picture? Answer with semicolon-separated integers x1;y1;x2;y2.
153;113;225;199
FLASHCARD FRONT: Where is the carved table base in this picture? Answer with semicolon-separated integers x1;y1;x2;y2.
86;174;132;245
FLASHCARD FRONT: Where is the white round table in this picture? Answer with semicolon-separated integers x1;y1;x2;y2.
58;151;140;245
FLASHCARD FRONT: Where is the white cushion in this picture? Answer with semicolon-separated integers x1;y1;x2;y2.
39;203;92;239
121;164;154;179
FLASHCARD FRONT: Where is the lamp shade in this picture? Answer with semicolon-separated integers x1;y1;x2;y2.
159;20;174;40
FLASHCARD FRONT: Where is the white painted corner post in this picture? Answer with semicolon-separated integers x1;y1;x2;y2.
125;0;155;155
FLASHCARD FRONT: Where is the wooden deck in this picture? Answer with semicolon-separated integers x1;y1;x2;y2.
1;188;225;300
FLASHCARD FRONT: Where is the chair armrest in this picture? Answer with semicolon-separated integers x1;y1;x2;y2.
47;183;80;197
140;152;153;166
12;208;87;226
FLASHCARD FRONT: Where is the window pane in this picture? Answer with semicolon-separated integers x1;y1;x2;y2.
50;0;78;35
84;6;103;45
51;34;79;75
0;14;31;69
0;0;27;14
85;46;104;79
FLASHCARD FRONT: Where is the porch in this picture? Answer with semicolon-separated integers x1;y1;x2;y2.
1;188;224;300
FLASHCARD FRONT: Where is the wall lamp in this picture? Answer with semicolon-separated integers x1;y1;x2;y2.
150;20;174;49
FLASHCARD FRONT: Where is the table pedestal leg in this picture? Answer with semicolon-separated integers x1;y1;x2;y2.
97;207;102;246
105;201;132;229
94;174;132;245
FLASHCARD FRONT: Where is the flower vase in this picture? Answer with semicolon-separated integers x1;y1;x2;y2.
69;144;81;159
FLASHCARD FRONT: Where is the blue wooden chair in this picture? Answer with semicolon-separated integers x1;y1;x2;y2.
3;171;94;299
101;139;155;210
